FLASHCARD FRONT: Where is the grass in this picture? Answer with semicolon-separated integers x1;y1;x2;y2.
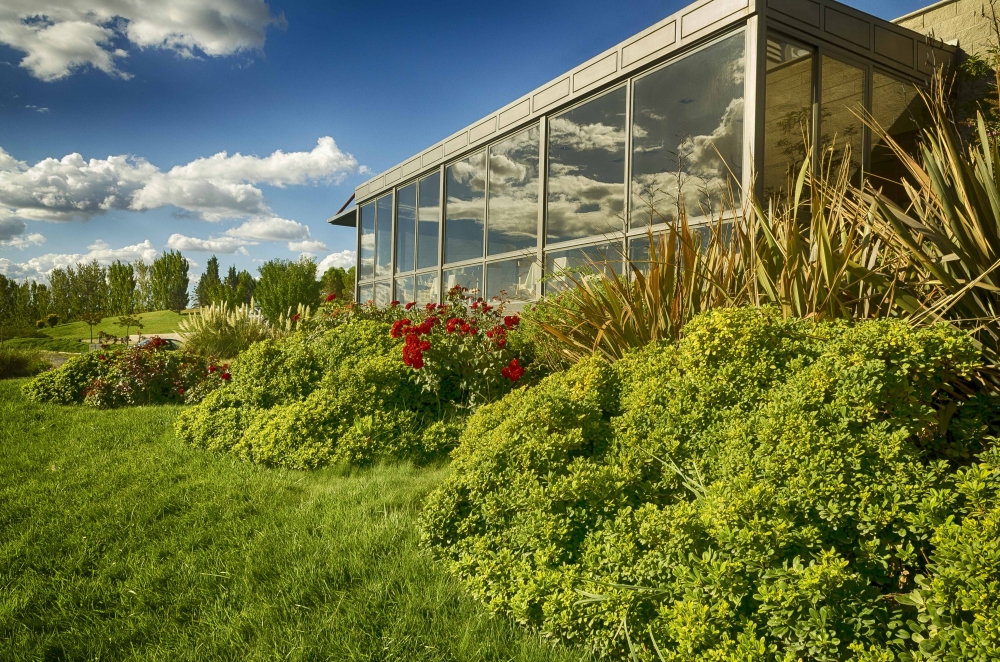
0;380;584;661
1;337;88;353
0;347;50;379
43;310;192;341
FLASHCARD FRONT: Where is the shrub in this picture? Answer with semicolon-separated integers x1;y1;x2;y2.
0;345;50;379
178;301;277;357
23;347;208;407
421;308;993;661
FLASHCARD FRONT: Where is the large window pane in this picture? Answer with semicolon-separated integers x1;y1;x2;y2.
443;264;483;297
396;184;416;274
445;151;486;264
544;241;624;293
359;282;374;304
416;272;439;305
488;125;539;255
375;194;393;278
417;172;441;270
821;57;865;186
359;202;375;281
374;281;391;308
395;275;415;304
871;72;925;207
631;32;745;228
763;35;814;201
547;86;627;245
486;257;538;301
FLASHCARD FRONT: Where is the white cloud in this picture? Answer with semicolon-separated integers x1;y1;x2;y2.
0;209;45;248
0;138;362;223
166;233;252;255
0;238;157;280
0;0;286;82
288;239;328;253
25;104;50;113
224;216;310;241
317;250;356;273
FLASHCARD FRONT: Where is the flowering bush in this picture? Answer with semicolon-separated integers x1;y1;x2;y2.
24;346;209;408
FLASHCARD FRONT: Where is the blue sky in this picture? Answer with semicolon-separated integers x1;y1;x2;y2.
0;0;930;283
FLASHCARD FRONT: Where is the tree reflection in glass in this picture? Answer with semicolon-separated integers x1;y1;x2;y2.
762;35;814;201
487;126;539;255
445;151;486;264
486;257;537;300
546;86;627;245
544;241;624;293
359;202;375;281
820;57;865;187
631;32;745;229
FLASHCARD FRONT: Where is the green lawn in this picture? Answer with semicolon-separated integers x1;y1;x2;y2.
43;310;192;342
0;380;584;661
2;337;88;353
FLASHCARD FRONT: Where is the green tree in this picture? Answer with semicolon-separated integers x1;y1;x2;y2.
45;313;59;327
116;314;143;344
151;250;190;313
48;267;74;322
107;260;136;316
255;257;320;324
319;266;356;301
70;261;109;339
196;256;223;307
133;260;153;313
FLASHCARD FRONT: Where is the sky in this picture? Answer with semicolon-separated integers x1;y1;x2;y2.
0;0;932;284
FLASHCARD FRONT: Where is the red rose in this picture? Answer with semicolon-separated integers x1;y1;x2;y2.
293;313;301;322
178;387;185;394
405;302;416;310
501;358;524;382
326;293;337;302
446;317;462;334
503;315;520;329
425;303;436;311
208;365;216;373
391;319;412;339
220;372;231;381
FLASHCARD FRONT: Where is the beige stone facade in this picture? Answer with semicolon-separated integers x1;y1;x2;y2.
895;0;1000;57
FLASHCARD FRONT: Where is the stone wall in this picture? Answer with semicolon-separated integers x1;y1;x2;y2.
895;0;1000;57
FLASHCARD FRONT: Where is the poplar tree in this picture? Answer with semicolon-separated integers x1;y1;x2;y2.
196;256;223;307
107;260;136;315
255;257;319;324
151;250;190;313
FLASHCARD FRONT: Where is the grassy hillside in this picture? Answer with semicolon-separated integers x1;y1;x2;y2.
0;380;584;661
43;310;191;341
2;337;88;353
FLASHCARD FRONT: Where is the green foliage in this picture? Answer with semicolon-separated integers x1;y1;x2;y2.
22;351;104;404
116;314;143;340
422;308;993;661
196;255;223;307
107;259;136;315
319;265;356;301
255;257;320;324
151;250;190;313
178;300;276;357
0;345;49;379
3;336;87;353
175;318;446;468
45;313;58;327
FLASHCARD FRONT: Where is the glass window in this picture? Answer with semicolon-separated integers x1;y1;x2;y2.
374;281;391;308
488;125;540;255
417;172;441;270
443;264;483;297
359;202;375;281
416;272;439;305
628;224;730;277
544;241;624;293
486;257;538;301
820;56;865;187
375;194;394;278
395;275;415;304
547;86;627;245
445;151;486;264
871;72;925;207
763;35;814;201
631;32;745;229
359;282;374;304
396;184;416;274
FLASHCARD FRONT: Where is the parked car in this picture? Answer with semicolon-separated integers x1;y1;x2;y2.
135;337;181;351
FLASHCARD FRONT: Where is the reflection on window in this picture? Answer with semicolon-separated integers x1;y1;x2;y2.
416;272;439;305
417;172;441;270
396;184;416;274
544;241;624;293
445;151;486;264
374;281;391;308
486;257;537;301
359;202;375;281
631;32;745;228
821;57;865;187
763;35;814;201
358;282;374;304
488;125;539;255
871;72;924;207
443;264;483;297
395;275;414;304
547;86;627;245
376;194;393;278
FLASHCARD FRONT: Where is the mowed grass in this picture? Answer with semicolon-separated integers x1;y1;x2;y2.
0;381;585;661
43;310;192;341
2;337;88;353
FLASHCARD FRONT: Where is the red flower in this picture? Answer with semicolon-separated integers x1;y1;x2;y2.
99;355;106;361
402;333;431;369
404;302;416;310
293;313;301;322
208;365;216;373
501;358;524;382
437;303;448;310
220;372;231;381
503;315;520;329
326;293;337;302
446;317;462;334
178;387;185;394
222;363;228;370
390;300;400;307
391;319;412;338
425;303;436;311
471;301;478;310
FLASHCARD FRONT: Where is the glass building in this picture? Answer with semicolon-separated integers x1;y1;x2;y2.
329;0;953;306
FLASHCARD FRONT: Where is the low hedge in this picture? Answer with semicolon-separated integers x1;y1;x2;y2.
421;307;1000;661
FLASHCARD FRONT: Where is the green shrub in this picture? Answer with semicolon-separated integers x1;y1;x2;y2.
421;308;993;661
177;301;277;357
0;345;50;379
22;352;103;403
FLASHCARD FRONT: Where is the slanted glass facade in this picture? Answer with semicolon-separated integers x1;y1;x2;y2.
346;0;951;305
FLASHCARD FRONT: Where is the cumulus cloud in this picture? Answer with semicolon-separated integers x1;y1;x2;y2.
0;138;361;223
166;233;251;255
224;216;311;242
0;238;157;280
288;239;328;253
167;216;328;257
317;250;356;273
0;209;45;248
0;0;286;82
